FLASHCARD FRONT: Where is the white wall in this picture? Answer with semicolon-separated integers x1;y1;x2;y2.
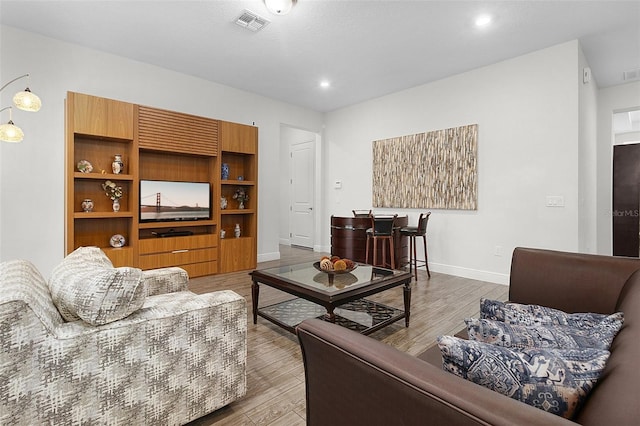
596;82;640;254
578;46;599;254
322;41;582;284
0;25;324;276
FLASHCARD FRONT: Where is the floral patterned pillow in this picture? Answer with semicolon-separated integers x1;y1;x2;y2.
465;317;622;350
479;298;622;329
437;335;610;419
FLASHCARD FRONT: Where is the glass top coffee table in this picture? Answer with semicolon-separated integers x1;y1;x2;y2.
250;262;412;335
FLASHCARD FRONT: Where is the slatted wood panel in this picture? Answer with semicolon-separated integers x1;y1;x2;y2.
138;106;218;156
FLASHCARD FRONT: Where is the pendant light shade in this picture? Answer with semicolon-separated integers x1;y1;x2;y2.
13;88;42;112
0;74;42;142
264;0;295;15
0;108;24;143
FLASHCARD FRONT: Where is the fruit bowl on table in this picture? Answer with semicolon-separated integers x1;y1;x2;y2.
313;261;357;275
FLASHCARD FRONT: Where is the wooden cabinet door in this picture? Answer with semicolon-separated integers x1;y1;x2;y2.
220;121;257;154
73;92;134;139
220;238;256;272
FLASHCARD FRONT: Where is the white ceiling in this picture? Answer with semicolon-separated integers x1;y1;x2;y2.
1;1;639;112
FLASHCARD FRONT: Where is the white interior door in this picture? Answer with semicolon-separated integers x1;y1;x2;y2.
290;139;315;248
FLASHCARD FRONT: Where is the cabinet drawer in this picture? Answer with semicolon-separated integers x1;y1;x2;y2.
182;261;218;278
139;234;216;255
139;248;217;270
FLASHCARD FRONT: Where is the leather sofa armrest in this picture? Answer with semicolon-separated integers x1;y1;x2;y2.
509;247;640;313
297;319;573;426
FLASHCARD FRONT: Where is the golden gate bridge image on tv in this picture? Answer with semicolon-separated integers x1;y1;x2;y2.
140;184;210;222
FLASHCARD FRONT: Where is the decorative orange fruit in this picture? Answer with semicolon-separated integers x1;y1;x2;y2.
334;260;347;271
343;259;355;269
330;255;341;263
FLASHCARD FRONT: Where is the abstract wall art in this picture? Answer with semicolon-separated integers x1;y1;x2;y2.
372;124;478;210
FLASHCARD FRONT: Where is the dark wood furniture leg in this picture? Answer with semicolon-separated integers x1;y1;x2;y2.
403;280;411;327
324;306;336;323
251;280;259;324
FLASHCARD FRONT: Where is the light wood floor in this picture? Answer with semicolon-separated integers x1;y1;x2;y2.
187;245;509;426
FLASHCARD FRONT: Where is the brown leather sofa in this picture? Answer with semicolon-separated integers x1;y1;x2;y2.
297;247;640;425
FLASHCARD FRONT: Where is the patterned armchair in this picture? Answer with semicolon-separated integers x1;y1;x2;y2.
0;247;247;425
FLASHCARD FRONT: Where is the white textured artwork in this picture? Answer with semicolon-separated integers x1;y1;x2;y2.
372;124;478;210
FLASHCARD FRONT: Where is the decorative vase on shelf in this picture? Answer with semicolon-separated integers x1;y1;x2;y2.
112;199;121;212
81;199;94;212
234;223;241;238
221;163;229;180
238;200;245;210
112;155;124;174
220;196;228;210
220;229;226;239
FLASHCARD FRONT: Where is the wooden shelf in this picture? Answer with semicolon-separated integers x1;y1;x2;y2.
74;212;134;219
74;172;134;181
139;220;216;229
221;209;255;215
221;180;256;186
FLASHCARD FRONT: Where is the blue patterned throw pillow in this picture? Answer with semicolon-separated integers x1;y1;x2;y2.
465;317;621;350
437;335;610;419
479;298;623;329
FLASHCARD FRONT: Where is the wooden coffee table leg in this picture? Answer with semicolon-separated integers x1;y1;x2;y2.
403;280;411;327
251;280;259;324
324;306;336;323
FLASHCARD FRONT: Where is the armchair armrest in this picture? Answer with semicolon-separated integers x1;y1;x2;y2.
142;267;189;296
509;247;640;314
297;319;573;426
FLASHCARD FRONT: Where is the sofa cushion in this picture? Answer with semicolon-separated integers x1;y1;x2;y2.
49;247;146;325
480;298;621;328
465;318;621;350
437;335;610;419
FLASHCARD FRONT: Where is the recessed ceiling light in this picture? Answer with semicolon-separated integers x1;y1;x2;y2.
475;14;492;27
320;80;330;89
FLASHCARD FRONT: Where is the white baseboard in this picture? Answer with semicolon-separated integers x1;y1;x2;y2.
258;251;280;263
430;262;509;286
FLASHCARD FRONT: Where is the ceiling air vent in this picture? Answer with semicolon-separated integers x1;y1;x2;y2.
235;10;270;32
623;68;640;82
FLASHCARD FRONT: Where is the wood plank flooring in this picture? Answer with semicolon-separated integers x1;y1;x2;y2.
186;245;509;425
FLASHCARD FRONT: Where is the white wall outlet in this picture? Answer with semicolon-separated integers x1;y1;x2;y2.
545;196;565;207
334;180;342;189
494;245;503;257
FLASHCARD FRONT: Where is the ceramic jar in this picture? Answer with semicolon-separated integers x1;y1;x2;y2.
112;199;121;212
234;223;241;238
81;199;94;212
112;155;124;174
221;163;230;180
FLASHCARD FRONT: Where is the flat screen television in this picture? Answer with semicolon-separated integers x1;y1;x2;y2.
140;180;211;223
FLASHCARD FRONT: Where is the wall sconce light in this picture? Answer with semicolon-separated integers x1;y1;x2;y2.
264;0;296;15
0;73;42;143
0;107;25;143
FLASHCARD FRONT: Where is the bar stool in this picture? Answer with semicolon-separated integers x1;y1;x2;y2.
352;209;372;218
365;214;397;269
400;212;431;280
